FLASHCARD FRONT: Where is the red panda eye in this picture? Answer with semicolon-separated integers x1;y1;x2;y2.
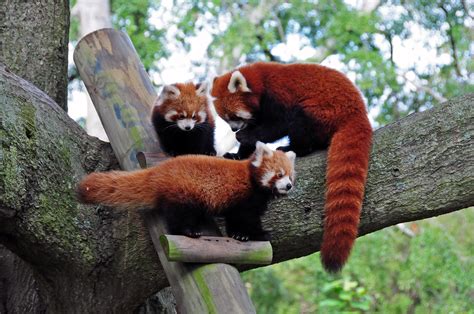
277;173;283;178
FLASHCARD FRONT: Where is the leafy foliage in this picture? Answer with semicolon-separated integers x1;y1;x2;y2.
173;0;473;125
69;0;473;124
69;0;168;72
110;0;168;71
242;209;474;313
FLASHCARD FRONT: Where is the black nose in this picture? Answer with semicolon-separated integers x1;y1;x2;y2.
286;183;292;190
231;126;239;132
185;126;191;131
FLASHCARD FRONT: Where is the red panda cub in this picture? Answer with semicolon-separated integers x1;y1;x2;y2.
151;82;216;156
77;142;296;241
211;62;373;272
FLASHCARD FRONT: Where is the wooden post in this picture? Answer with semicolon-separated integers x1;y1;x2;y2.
160;235;273;265
74;28;256;313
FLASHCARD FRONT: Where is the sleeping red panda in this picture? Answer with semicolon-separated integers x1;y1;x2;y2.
77;142;296;241
151;82;216;156
211;62;373;272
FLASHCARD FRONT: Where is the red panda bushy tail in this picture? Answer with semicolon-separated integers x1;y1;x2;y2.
320;116;372;273
76;168;157;209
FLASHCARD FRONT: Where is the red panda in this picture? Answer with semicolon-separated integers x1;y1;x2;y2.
151;82;216;156
211;62;373;272
77;142;296;241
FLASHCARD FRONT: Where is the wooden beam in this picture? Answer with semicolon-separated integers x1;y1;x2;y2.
160;235;273;265
74;28;256;313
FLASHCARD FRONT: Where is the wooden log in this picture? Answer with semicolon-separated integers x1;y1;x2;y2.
74;28;256;314
136;151;167;169
160;235;273;265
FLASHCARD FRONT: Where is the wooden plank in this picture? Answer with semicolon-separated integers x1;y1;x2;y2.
160;235;273;265
74;28;256;314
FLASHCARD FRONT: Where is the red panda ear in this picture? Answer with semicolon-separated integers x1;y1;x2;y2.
252;141;273;167
196;81;208;96
159;85;180;101
285;151;296;165
228;71;251;93
154;85;180;106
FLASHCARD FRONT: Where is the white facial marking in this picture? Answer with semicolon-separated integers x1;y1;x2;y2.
275;175;292;194
236;110;252;120
164;110;178;122
260;171;275;187
228;120;246;131
198;110;207;121
227;71;251;93
177;118;196;131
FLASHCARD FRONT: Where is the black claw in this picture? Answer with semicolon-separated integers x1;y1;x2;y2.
183;229;202;238
231;233;250;242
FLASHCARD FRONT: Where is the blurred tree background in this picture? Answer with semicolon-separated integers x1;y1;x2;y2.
69;0;473;312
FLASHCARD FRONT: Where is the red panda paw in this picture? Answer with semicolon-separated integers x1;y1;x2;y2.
230;233;250;242
183;229;202;238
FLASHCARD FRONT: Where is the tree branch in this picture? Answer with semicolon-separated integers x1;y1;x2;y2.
1;63;473;310
264;93;473;262
0;64;164;312
440;4;463;78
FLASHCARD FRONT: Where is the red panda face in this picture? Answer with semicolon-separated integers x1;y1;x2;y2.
155;82;209;131
211;71;258;131
250;142;296;195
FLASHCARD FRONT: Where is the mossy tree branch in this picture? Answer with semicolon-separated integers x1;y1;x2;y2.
1;63;473;310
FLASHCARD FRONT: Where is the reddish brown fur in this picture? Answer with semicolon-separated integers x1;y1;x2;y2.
211;62;373;272
77;151;294;214
152;82;214;126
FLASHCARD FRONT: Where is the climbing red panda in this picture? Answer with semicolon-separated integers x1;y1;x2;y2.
151;82;216;156
211;62;373;272
77;142;296;241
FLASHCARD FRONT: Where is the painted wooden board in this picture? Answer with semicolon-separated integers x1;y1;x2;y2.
74;28;256;314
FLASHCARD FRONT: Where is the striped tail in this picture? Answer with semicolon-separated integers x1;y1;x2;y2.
320;116;372;272
76;168;156;210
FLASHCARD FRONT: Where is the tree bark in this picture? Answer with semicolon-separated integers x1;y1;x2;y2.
0;0;69;110
0;244;46;313
1;64;473;311
0;64;164;312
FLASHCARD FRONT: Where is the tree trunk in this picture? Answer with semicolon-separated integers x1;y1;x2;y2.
0;64;164;312
0;0;69;110
1;1;70;311
1;62;473;311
